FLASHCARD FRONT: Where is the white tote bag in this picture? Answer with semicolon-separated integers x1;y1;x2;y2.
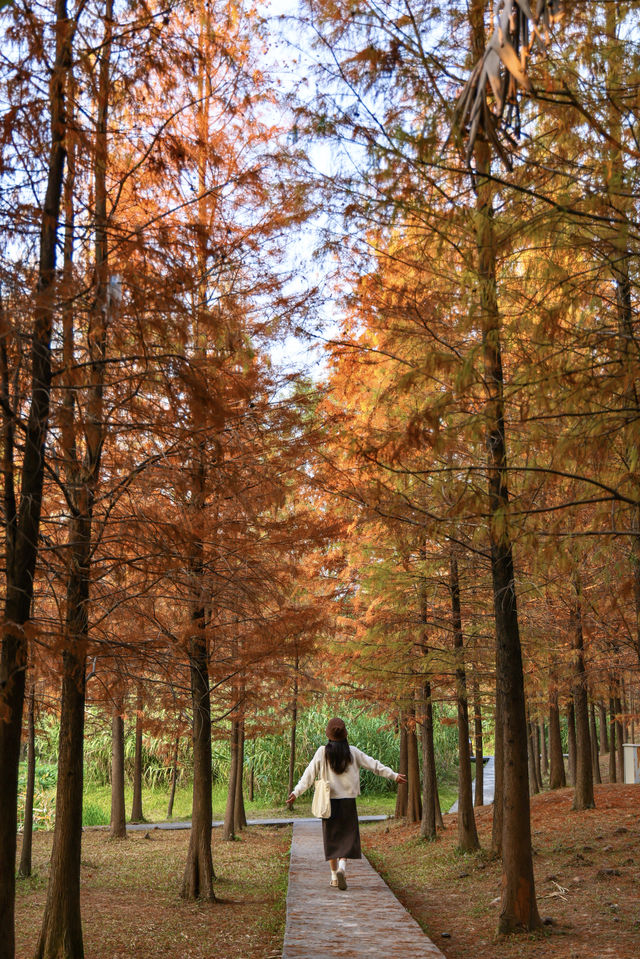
311;751;331;818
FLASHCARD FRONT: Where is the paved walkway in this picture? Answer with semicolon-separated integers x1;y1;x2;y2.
282;819;446;959
448;755;495;813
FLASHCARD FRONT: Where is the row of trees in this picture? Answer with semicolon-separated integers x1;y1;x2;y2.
1;1;332;956
294;0;640;935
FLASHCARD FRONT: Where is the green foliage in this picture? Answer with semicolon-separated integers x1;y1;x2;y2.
432;704;460;784
82;801;109;827
18;761;58;832
71;709;193;787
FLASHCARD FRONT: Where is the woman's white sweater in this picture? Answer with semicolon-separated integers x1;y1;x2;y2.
292;744;399;799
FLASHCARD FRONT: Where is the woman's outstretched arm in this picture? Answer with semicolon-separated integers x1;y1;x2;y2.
286;746;322;805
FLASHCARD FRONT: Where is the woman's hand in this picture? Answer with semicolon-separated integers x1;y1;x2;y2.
286;792;296;807
396;773;408;785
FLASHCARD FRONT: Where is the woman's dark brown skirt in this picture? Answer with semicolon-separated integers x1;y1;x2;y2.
322;798;362;860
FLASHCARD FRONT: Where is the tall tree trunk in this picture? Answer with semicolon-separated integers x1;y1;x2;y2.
589;701;601;785
0;4;75;952
632;506;640;668
603;2;640;670
571;580;594;812
609;692;617;783
621;681;630;741
167;735;180;819
539;721;548;779
395;720;408;818
472;675;484;807
223;713;240;841
450;550;478;850
566;700;577;786
417;571;440;836
130;688;144;823
548;688;566;789
491;682;504;856
532;716;543;792
527;716;539;796
469;0;540;929
288;653;299;797
598;701;609;754
406;713;422;823
18;684;36;879
180;0;217;895
181;602;215;900
34;628;87;959
36;8;111;947
614;689;624;778
419;681;437;839
110;708;127;839
233;718;247;831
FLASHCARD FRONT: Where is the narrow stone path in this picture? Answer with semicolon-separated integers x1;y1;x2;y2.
282;819;446;959
448;755;495;813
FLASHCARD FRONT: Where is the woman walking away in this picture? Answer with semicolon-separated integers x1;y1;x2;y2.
286;717;407;890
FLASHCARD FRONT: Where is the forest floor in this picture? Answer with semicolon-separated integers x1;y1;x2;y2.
15;826;290;959
362;782;640;959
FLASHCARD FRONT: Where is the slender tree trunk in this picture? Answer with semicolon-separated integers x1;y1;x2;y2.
621;681;630;742
167;735;179;819
110;709;127;839
395;720;408;818
405;710;422;823
434;754;444;829
37;6;112;939
18;684;36;879
590;701;601;785
527;716;539;796
288;653;299;797
615;690;624;778
233;718;247;830
450;551;478;850
223;714;240;841
417;570;440;836
491;684;504;856
406;722;422;822
0;4;75;952
633;506;640;668
571;583;594;811
469;0;540;929
419;681;437;839
34;639;87;959
548;688;566;789
566;700;577;786
539;721;548;779
473;675;484;807
130;688;144;823
181;0;217;901
181;603;215;900
599;701;609;754
532;716;543;792
609;693;617;783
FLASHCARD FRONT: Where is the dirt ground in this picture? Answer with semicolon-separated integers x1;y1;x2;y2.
16;826;290;959
362;783;640;959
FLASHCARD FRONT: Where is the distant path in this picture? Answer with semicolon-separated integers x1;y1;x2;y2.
102;815;389;832
448;756;495;813
282;820;445;959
